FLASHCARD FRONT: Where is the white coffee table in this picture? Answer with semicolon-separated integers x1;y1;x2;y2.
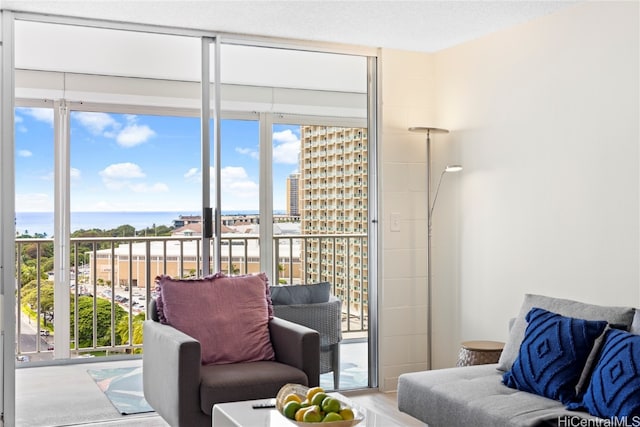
212;394;403;427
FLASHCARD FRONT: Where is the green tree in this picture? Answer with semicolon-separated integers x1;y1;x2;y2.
19;264;39;285
40;257;54;274
116;312;145;353
153;225;173;236
71;296;127;348
21;280;54;325
113;224;135;237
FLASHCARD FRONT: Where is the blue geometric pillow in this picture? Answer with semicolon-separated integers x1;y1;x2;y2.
567;328;640;419
503;307;607;404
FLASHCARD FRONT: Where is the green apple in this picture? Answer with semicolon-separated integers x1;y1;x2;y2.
311;392;328;406
303;405;323;423
322;412;343;422
321;397;341;414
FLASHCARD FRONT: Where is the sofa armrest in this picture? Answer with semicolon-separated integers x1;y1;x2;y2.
269;317;320;387
143;320;207;427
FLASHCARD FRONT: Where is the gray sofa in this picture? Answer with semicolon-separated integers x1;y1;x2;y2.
398;295;640;427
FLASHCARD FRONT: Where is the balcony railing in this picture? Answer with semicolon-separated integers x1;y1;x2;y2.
15;233;368;362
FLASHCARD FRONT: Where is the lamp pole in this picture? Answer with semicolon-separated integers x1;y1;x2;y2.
409;126;450;370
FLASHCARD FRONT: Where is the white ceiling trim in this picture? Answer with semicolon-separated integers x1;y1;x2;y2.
1;1;581;54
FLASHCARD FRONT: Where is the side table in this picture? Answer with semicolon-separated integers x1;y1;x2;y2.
456;340;504;367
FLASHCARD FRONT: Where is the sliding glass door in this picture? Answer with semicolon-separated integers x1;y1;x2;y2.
3;14;377;423
216;42;373;390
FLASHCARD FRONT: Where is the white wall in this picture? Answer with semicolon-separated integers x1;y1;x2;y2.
378;1;639;389
432;1;640;368
378;48;439;391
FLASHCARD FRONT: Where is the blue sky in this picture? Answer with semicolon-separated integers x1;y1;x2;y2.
14;108;300;213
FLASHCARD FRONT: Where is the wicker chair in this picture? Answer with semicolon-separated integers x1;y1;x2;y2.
272;295;342;389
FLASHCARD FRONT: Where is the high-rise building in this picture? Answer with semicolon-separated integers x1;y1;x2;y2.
286;172;300;216
299;126;368;322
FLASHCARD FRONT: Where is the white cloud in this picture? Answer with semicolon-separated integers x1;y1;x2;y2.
236;147;259;160
70;168;81;180
99;162;145;190
184;167;201;183
184;167;199;179
221;166;249;181
22;108;54;126
74;113;155;148
74;112;120;135
100;162;146;179
272;129;300;164
15;115;23;123
98;163;168;193
129;182;169;193
17;149;32;157
221;166;258;198
273;129;299;143
116;124;156;147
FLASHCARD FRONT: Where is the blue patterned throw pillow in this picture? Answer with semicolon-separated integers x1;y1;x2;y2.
567;328;640;419
503;307;607;404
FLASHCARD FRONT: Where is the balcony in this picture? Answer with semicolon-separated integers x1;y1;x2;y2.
14;233;370;425
15;233;369;361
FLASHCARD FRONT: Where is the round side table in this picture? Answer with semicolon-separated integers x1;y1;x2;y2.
456;340;505;367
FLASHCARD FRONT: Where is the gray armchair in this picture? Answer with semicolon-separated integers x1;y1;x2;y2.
272;295;342;389
143;299;320;427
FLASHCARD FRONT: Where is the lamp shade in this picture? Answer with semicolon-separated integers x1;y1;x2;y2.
445;165;463;173
408;126;449;134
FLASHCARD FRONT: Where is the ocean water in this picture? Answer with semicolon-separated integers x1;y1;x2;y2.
15;211;195;236
15;211;260;237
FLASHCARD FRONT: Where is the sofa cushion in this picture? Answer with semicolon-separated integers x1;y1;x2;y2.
498;294;635;372
398;364;602;427
502;308;607;404
157;273;275;365
269;282;331;305
567;328;640;419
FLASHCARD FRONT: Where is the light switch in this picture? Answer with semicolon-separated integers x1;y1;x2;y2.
390;212;401;232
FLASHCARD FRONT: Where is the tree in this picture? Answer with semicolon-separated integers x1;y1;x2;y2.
116;312;145;353
113;224;135;237
71;296;127;348
19;264;39;285
21;280;54;325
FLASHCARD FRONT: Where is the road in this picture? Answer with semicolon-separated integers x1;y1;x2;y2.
15;283;150;363
17;310;54;362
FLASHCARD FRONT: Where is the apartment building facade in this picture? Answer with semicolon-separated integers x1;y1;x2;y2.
299;125;368;319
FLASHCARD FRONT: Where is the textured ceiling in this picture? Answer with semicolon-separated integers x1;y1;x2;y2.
1;0;579;53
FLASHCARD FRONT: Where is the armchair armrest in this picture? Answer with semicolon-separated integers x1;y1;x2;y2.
269;317;320;387
143;320;208;427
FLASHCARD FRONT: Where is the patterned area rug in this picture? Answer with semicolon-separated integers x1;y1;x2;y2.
87;366;154;415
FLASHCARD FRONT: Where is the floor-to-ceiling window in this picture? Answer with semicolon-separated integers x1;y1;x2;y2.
2;13;377;425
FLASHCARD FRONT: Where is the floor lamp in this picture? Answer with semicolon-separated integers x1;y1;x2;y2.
408;126;462;370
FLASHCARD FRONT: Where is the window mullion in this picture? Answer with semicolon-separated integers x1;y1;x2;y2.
53;99;71;359
259;112;274;275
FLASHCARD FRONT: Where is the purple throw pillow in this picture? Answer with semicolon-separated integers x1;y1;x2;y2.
157;273;275;365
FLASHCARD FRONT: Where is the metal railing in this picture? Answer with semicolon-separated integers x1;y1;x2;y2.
15;233;368;361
